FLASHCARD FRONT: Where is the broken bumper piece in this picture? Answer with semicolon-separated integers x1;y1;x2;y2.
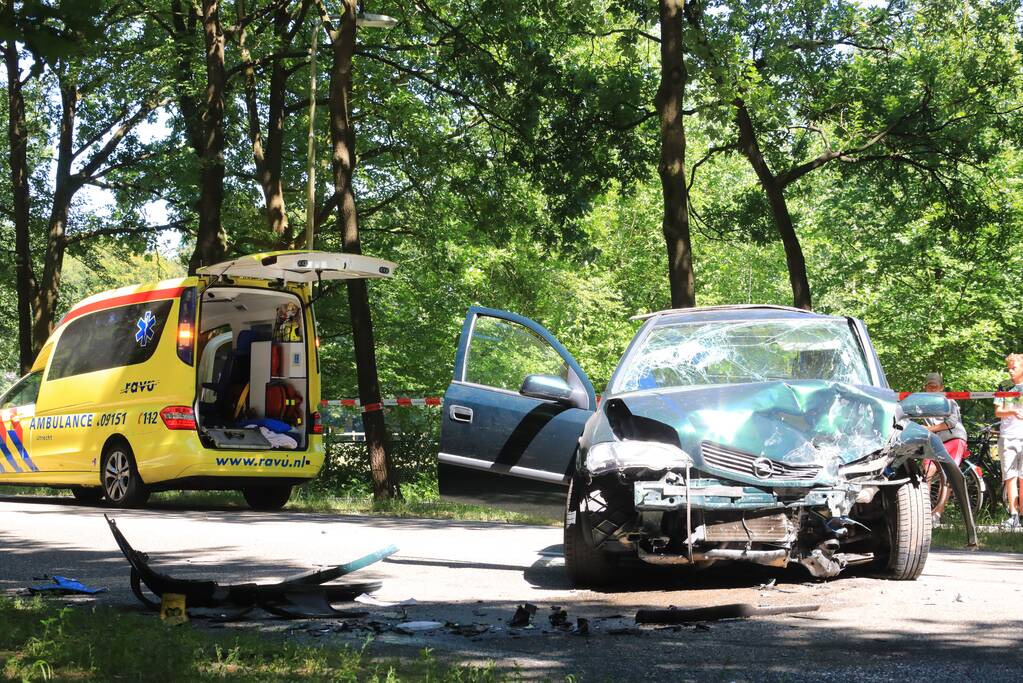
633;475;862;517
633;477;777;511
105;515;396;618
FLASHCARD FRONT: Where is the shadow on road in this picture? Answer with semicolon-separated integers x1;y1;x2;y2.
4;495;1023;681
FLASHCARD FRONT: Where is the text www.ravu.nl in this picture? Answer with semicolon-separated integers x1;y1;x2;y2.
215;456;308;468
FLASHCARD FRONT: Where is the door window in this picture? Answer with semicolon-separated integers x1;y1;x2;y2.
464;315;568;392
0;372;41;408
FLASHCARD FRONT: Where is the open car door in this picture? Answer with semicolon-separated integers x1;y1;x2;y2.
438;307;596;516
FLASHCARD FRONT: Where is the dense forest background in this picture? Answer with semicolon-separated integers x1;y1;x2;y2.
2;0;1022;402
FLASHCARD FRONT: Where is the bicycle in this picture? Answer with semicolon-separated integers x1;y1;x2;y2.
927;422;998;520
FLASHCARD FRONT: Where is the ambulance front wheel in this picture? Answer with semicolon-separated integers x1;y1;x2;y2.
101;441;150;508
243;484;292;511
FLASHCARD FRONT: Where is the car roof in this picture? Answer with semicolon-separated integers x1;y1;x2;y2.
632;304;849;324
58;277;195;328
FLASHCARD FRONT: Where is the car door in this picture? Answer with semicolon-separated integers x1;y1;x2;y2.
438;307;596;515
0;372;41;475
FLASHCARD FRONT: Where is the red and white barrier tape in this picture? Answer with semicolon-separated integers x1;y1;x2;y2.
321;391;1022;414
321;397;442;413
897;391;1021;400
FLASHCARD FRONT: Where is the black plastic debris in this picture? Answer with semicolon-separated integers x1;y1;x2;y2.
29;575;107;595
105;515;395;618
549;606;569;629
509;602;538;627
635;603;820;624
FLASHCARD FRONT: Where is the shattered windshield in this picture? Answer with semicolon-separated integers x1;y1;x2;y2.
614;318;871;393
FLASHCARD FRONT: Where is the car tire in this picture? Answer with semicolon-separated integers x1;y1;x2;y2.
101;442;149;508
70;487;103;505
880;480;931;580
243;484;292;511
564;475;621;588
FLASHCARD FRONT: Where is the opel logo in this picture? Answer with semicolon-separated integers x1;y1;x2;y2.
752;457;775;479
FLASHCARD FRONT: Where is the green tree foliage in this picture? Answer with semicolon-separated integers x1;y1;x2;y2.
684;0;1023;309
1;0;1022;457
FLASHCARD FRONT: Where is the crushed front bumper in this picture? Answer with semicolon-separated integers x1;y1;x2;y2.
632;473;866;517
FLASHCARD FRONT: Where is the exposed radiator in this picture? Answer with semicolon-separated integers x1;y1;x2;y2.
703;512;794;543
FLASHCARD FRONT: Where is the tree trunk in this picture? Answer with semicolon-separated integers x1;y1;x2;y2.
31;76;78;349
170;0;204;153
656;0;695;309
238;0;291;242
189;0;228;274
3;39;35;371
325;1;399;500
734;100;812;310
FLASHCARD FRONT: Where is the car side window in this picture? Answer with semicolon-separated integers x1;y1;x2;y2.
0;372;41;408
48;300;174;381
464;315;568;392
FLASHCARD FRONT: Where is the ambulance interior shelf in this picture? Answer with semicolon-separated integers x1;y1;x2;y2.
196;288;308;451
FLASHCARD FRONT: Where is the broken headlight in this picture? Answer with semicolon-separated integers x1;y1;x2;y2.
584;440;693;476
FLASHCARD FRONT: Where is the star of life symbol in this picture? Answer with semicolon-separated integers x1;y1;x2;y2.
135;310;156;347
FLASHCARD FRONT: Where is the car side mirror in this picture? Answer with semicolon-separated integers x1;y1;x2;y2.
520;374;574;405
899;392;952;419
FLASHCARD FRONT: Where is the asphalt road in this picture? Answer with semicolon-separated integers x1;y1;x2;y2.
2;495;1022;682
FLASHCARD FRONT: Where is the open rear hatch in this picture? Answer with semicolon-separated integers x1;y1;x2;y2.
196;250;395;283
195;286;310;451
192;251;395;452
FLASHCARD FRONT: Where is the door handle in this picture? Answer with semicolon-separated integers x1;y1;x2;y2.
449;405;473;423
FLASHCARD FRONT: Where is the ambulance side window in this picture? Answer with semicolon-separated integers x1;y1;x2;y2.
48;300;174;381
0;372;41;408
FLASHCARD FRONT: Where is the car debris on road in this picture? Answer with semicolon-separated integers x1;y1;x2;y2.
635;602;821;624
105;514;395;619
28;575;107;595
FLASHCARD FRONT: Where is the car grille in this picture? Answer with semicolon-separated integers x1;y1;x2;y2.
700;441;821;482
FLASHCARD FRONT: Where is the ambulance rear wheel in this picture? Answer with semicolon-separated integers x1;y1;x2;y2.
243;484;292;511
101;442;149;508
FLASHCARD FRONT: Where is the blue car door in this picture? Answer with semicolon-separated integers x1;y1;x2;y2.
438;307;596;515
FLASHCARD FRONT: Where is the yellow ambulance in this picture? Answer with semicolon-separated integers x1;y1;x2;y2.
0;251;394;509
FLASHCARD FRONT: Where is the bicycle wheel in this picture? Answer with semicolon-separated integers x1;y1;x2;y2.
927;465;947;514
962;461;985;517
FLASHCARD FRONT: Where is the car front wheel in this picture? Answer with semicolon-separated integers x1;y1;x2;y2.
564;475;622;588
880;479;932;580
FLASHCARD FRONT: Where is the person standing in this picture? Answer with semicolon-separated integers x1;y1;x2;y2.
994;353;1023;529
922;372;968;525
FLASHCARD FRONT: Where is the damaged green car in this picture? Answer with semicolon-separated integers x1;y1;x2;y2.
438;305;977;587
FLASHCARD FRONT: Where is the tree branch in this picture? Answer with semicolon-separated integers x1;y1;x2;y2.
356;49;522;136
74;96;173;184
583;27;661;44
777;92;932;187
688;142;740;191
361;185;413;219
64;219;187;246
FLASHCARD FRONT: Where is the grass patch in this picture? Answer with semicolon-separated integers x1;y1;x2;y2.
0;485;559;526
0;486;69;497
933;524;1023;553
0;596;507;682
152;488;560;526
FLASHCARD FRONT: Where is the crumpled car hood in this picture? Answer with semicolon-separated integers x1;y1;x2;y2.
608;381;898;473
